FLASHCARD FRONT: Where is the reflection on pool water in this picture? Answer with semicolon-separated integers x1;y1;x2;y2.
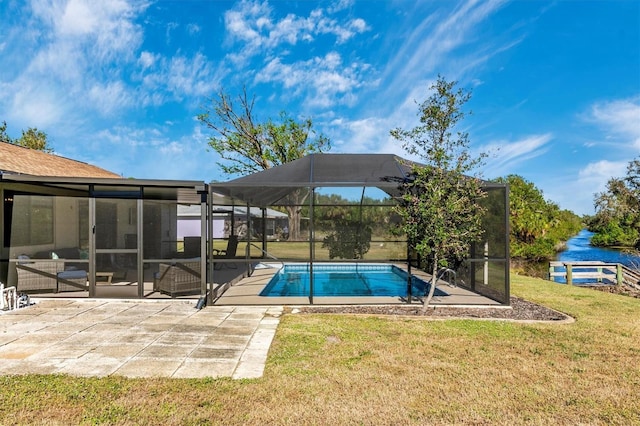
259;263;448;297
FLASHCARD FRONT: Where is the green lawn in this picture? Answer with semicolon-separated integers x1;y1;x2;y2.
213;239;407;261
1;274;639;425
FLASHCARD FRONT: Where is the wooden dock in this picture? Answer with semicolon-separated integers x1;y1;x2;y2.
549;261;640;288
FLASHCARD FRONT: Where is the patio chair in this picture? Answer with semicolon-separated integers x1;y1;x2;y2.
156;261;201;297
213;235;239;270
183;236;201;258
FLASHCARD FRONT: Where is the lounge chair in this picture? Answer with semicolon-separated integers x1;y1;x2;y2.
213;235;239;269
183;236;201;258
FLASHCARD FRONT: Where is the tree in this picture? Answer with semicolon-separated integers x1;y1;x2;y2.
496;175;582;261
1;121;54;153
15;128;54;153
312;192;391;259
198;88;330;241
319;195;373;260
321;216;373;260
0;121;11;144
590;158;640;248
390;76;487;309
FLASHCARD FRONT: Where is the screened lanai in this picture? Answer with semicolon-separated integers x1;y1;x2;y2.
209;153;510;306
1;173;208;300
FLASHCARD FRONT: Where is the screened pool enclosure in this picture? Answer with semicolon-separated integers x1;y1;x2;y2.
1;153;509;305
209;153;510;305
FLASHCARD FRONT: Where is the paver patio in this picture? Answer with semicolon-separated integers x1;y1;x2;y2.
0;299;282;379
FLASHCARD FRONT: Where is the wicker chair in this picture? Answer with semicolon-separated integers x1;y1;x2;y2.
156;261;201;297
16;259;88;293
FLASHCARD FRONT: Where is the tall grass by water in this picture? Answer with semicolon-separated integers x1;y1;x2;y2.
1;274;638;424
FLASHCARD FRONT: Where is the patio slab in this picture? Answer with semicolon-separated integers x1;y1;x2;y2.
0;299;282;379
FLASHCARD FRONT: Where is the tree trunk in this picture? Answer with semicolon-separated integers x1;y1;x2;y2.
284;189;309;241
285;206;303;241
422;254;439;312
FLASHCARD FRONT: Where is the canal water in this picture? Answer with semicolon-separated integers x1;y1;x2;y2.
550;229;640;284
557;229;640;268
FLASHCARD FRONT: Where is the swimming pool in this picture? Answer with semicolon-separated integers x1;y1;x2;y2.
259;263;447;297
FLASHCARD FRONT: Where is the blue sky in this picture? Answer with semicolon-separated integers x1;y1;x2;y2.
0;0;638;215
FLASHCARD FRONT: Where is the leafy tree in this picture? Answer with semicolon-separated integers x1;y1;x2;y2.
15;128;54;153
499;175;549;244
1;121;54;153
321;217;373;260
590;158;640;248
496;175;582;261
390;76;487;309
317;193;374;260
0;121;11;144
198;88;330;241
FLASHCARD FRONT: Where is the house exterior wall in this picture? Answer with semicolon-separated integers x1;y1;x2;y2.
54;198;80;249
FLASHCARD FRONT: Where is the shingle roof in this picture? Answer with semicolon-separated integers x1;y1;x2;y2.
0;142;120;178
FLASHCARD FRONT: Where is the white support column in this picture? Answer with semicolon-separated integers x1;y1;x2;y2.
483;241;489;286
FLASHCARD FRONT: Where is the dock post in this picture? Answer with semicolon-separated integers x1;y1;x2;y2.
548;263;554;281
616;264;623;286
566;263;573;286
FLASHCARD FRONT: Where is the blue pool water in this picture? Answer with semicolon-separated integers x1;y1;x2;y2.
259;264;447;297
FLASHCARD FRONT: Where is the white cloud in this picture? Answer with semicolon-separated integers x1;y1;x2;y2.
137;53;222;103
321;80;439;156
255;52;368;108
380;0;508;100
558;97;640;214
0;0;151;128
88;124;218;181
549;159;632;215
350;18;367;33
332;116;392;153
8;83;65;128
1;0;223;130
327;0;354;14
139;51;158;69
586;97;640;149
312;11;370;44
166;53;219;99
224;0;369;64
578;160;628;189
224;1;271;50
88;81;133;115
187;23;201;35
221;1;372;109
165;21;179;44
479;133;553;177
53;0;146;61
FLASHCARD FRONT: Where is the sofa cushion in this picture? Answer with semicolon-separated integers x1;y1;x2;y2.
57;269;87;280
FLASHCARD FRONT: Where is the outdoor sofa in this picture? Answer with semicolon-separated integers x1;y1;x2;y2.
15;248;88;293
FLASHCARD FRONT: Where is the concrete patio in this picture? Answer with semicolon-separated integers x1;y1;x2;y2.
0;299;282;379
